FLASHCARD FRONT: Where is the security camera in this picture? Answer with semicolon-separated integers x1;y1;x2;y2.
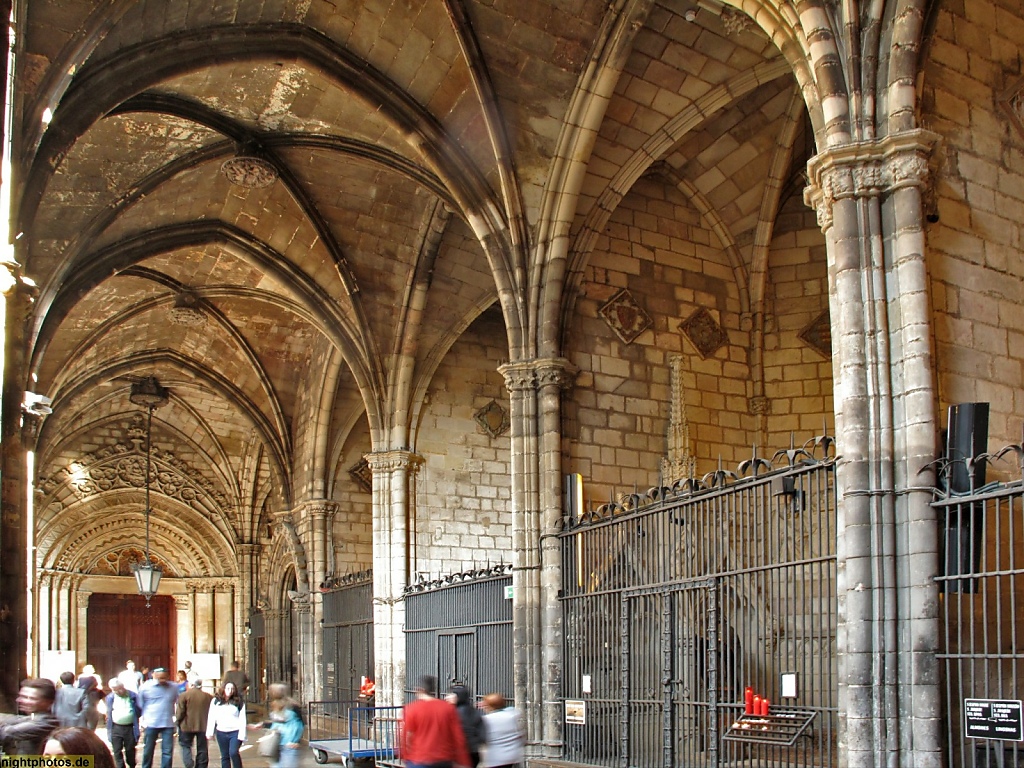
23;391;53;415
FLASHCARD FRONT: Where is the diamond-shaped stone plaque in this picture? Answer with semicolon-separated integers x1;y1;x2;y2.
999;75;1024;142
799;309;831;358
678;307;728;359
474;400;510;438
348;458;372;493
598;288;652;344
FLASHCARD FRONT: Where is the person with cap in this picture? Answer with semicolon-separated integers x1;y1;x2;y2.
0;678;60;755
140;667;180;768
176;679;213;768
106;678;141;768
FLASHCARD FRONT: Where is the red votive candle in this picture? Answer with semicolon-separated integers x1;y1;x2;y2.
744;687;753;714
760;698;770;716
753;695;762;715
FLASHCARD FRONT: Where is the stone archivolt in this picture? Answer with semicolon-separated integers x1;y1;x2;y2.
36;438;230;523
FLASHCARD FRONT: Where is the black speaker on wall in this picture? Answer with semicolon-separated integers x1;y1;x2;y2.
942;402;989;593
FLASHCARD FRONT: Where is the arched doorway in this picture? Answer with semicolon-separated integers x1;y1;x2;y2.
87;594;176;681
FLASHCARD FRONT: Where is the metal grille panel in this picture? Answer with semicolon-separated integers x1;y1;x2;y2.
561;459;838;767
405;570;513;701
937;485;1024;768
322;577;374;705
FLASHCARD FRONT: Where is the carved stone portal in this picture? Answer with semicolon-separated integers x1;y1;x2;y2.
678;307;728;359
599;288;652;344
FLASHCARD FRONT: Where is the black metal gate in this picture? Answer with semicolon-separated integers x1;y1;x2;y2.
404;565;513;701
321;571;374;704
561;443;838;767
935;468;1024;767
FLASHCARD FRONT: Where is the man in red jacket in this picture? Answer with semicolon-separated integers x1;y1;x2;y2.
401;675;471;768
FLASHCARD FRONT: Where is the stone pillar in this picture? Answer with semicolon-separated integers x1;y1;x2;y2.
75;591;90;666
804;129;941;768
305;503;336;701
190;582;216;653
36;572;53;656
500;358;575;756
173;594;191;668
366;450;423;706
0;270;31;708
236;544;259;661
264;609;286;686
214;581;234;659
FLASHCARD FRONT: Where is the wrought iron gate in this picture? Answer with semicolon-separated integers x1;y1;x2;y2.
561;442;838;767
404;565;513;700
321;571;374;704
935;459;1024;768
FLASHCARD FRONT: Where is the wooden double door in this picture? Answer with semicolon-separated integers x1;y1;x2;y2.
86;594;176;682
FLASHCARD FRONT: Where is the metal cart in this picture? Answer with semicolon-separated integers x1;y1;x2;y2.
307;704;402;766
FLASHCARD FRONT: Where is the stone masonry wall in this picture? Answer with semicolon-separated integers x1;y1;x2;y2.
413;306;513;578
565;178;751;507
923;0;1024;467
762;195;834;449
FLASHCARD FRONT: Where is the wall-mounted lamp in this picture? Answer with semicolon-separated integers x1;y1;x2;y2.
771;474;804;514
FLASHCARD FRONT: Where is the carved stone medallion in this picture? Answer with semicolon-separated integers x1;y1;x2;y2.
598;288;652;344
474;399;510;438
678;307;728;359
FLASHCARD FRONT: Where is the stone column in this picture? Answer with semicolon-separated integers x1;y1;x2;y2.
0;269;31;708
366;450;423;706
36;572;53;656
305;503;336;700
500;358;575;756
804;129;941;768
214;581;235;659
189;582;216;653
264;609;286;685
75;591;90;666
173;594;191;668
236;544;259;661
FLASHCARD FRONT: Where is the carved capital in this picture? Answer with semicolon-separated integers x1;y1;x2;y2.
499;358;577;393
748;396;771;415
236;544;260;557
304;501;339;520
0;258;19;295
804;129;941;232
365;450;424;475
173;594;190;610
76;591;92;608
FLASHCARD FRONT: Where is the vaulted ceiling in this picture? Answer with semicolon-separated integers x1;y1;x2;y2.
14;0;811;563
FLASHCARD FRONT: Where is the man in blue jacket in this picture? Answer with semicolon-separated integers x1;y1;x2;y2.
106;677;142;768
140;667;179;768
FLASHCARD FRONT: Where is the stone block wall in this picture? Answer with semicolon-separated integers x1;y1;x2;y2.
923;0;1024;464
566;179;751;505
413;306;513;578
762;197;833;448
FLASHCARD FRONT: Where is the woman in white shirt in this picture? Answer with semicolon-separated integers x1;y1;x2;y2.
206;681;247;768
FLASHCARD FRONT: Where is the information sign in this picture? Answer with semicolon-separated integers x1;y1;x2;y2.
964;699;1024;741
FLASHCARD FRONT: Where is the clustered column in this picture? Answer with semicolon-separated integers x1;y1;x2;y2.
500;357;575;758
366;450;422;706
804;129;941;767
